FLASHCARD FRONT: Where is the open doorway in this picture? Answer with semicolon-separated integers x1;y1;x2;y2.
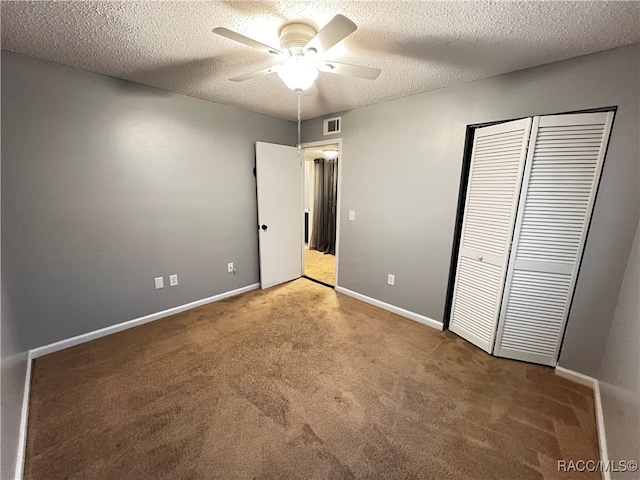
302;142;340;287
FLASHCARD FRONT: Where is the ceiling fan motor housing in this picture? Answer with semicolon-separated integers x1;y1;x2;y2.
278;22;317;51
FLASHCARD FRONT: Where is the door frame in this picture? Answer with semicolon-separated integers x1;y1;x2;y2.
299;138;343;288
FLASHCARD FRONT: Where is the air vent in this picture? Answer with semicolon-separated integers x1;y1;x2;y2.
323;117;341;135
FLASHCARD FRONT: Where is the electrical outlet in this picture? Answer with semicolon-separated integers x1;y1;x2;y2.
169;274;178;286
387;274;395;286
227;262;234;273
154;277;164;289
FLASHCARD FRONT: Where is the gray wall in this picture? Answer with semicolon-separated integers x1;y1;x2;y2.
1;117;29;479
302;44;639;377
1;286;28;480
598;220;639;477
2;51;295;350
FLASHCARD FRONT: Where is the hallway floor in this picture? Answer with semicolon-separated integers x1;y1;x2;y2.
304;246;336;285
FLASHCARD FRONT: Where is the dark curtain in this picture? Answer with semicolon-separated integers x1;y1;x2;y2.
310;158;338;254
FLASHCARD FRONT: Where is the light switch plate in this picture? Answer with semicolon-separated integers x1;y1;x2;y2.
154;277;164;289
169;274;178;286
349;210;356;221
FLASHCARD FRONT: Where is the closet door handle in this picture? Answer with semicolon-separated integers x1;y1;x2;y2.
261;224;268;231
477;255;483;261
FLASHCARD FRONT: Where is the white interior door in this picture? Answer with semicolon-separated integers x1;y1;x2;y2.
494;112;614;365
449;118;533;352
256;142;302;289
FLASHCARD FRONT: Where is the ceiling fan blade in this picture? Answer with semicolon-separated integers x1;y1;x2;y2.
230;65;281;82
318;61;381;80
305;14;357;53
212;27;283;55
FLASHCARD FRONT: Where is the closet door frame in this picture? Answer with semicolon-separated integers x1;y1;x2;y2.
494;111;615;365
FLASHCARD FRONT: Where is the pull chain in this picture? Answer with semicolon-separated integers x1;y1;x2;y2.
297;90;301;151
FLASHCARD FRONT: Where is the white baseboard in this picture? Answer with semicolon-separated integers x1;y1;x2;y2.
15;351;32;480
15;283;259;479
555;366;609;480
335;286;443;331
593;381;609;480
555;365;596;388
30;283;260;359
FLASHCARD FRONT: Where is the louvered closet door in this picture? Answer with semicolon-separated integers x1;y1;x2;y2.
449;118;532;353
494;112;614;366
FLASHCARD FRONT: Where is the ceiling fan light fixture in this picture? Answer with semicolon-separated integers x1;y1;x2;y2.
323;149;339;160
278;59;318;91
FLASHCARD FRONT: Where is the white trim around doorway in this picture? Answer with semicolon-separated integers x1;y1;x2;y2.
300;138;343;287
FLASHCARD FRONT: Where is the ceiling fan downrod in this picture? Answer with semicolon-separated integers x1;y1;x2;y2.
297;90;301;151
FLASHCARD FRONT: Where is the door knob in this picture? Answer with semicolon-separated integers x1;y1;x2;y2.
261;224;268;231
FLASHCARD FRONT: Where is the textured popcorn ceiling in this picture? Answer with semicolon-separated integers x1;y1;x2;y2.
2;1;639;120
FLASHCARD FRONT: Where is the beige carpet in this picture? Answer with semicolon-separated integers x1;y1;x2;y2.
305;247;336;285
26;279;599;479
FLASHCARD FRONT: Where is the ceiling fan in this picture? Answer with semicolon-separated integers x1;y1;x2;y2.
212;14;381;92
